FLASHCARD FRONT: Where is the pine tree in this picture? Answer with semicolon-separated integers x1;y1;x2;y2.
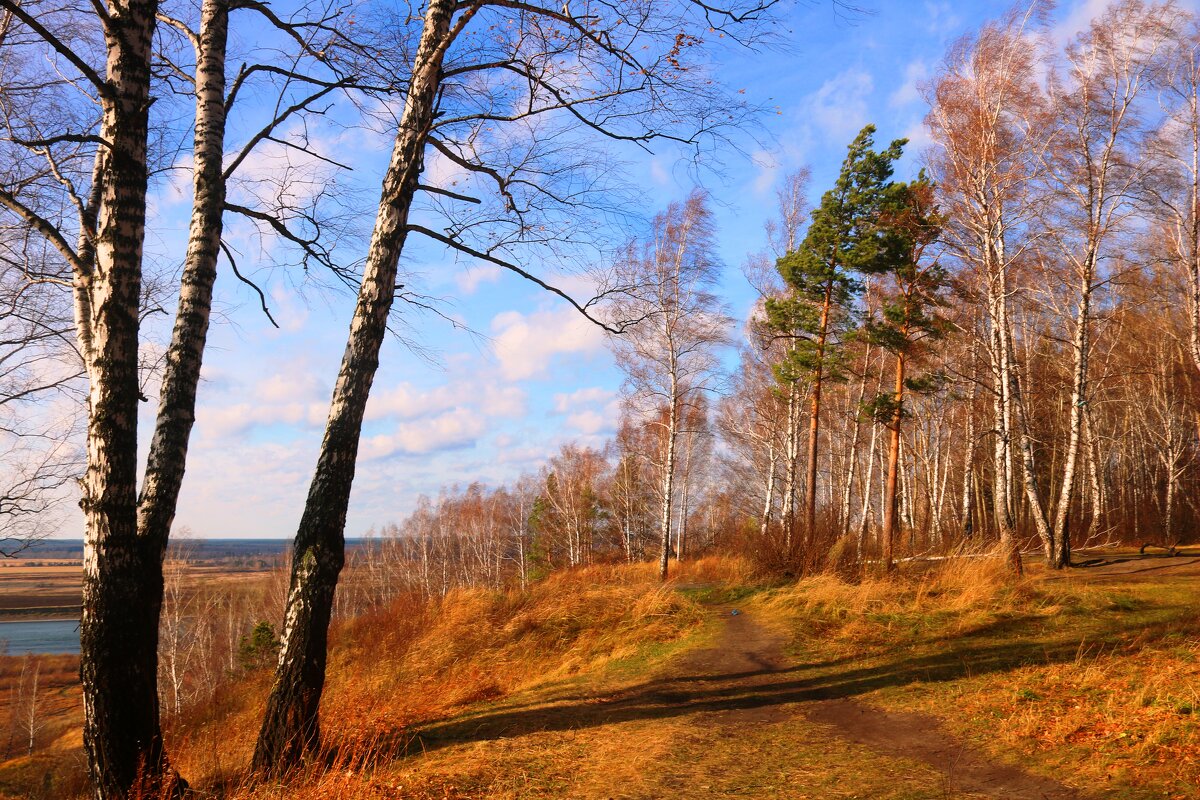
765;125;905;546
862;172;949;571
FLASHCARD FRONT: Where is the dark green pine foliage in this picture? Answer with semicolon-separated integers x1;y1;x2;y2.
862;170;950;423
864;170;948;569
763;124;906;538
765;125;906;383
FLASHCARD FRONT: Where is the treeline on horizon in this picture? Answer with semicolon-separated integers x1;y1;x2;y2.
363;0;1200;591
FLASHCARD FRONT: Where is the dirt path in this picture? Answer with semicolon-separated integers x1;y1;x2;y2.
806;698;1084;799
669;608;1087;799
408;607;1095;799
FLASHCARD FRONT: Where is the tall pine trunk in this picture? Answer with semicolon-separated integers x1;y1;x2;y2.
803;282;834;544
880;352;905;572
252;0;460;774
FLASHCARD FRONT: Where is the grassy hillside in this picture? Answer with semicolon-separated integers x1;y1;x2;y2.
1;553;1197;799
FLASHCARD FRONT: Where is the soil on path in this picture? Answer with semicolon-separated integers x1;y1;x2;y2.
409;605;1094;799
669;608;1087;799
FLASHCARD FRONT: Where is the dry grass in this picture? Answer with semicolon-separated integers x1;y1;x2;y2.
6;553;1195;798
750;555;1200;798
172;561;718;798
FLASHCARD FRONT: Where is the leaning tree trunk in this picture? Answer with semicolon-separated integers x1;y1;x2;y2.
252;0;460;775
138;0;229;560
78;1;176;797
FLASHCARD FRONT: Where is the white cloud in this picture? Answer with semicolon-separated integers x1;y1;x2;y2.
455;263;503;294
889;60;928;109
566;410;610;435
552;386;615;414
901;120;935;165
195;365;329;439
808;69;874;143
365;380;525;422
365;382;461;422
751;149;781;196
1053;0;1113;45
198;400;327;439
649;159;671;187
490;307;607;381
423;146;471;190
361;408;487;458
487;386;528;418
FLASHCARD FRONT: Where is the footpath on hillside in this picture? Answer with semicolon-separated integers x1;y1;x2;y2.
393;554;1200;799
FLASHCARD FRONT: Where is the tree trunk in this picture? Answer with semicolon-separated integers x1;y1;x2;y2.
1083;405;1103;543
252;0;459;775
961;382;977;539
856;400;879;560
138;0;228;550
780;381;799;545
77;1;185;796
988;250;1026;576
803;282;834;543
1050;266;1092;570
759;437;777;539
881;353;905;572
841;343;871;537
658;381;679;582
676;427;694;561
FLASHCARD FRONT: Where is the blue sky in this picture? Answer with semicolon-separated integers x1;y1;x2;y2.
96;0;1177;539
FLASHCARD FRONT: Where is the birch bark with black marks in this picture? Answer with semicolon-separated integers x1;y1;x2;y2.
68;0;179;794
252;0;460;773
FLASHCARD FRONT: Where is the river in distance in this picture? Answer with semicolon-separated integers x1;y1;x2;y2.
0;618;80;655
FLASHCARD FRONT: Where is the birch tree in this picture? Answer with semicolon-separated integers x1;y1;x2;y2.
1041;0;1176;567
0;0;359;792
924;7;1050;573
610;192;730;581
253;0;773;773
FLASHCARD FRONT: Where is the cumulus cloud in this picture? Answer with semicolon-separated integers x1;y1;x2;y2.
455;263;503;294
365;382;462;422
552;387;616;414
490;307;607;381
361;408;488;459
808;69;874;143
566;410;610;435
195;365;329;439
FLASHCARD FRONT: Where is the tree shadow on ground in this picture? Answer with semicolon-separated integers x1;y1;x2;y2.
368;610;1190;763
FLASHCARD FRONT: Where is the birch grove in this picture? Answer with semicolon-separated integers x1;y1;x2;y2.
8;0;1200;796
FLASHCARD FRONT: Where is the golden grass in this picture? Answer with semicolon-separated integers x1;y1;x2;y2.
8;553;1196;799
750;555;1200;798
172;561;716;797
